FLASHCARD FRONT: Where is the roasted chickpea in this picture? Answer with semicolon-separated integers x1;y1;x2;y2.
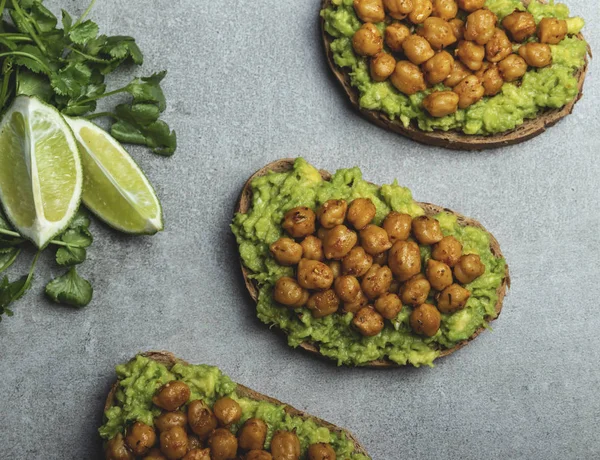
238;418;268;451
317;227;330;241
391;61;427;95
423;91;459;118
426;259;453;291
183;449;211;460
322;225;358;260
353;307;385;336
352;23;383;57
246;451;273;460
385;23;411;52
422;51;454;85
359;225;392;255
453;74;485;109
382;212;412;243
437;283;471;313
383;0;414;19
273;277;309;308
400;274;431;306
160;426;189;460
444;60;472;87
297;259;334;290
106;433;134;460
342;246;373;276
308;443;337;460
328;260;342;278
417;17;457;49
155;412;187;433
125;422;156;456
456;0;484;12
213;397;242;426
454;253;485;284
208;429;238;460
374;293;403;319
300;236;324;261
432;0;457;19
270;238;303;266
501;11;536;42
334;275;362;302
153;381;191;412
317;200;347;229
410;303;441;336
144;448;167;460
477;64;503;96
408;0;433;24
389;240;422;281
464;9;498;45
188;400;218;440
271;431;301;460
307;289;340;318
353;0;386;23
370;52;397;82
347;198;376;230
448;18;465;40
402;35;435;65
361;264;393;299
518;42;552;68
485;28;512;63
343;290;369;313
411;216;443;245
431;236;462;266
188;435;202;451
498;54;527;82
373;251;388;265
282;207;316;239
456;40;485;71
389;278;400;294
537;17;568;44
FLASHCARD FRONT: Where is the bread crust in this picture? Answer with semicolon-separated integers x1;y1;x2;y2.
104;351;369;456
235;159;510;367
320;0;590;150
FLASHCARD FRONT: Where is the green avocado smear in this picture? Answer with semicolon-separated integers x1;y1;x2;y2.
321;0;587;135
231;159;507;367
100;355;369;459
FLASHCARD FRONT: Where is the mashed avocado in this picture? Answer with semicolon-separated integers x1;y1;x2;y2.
321;0;587;135
100;355;369;459
231;159;507;367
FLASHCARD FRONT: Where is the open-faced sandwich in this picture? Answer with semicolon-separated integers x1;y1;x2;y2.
232;159;509;367
320;0;589;149
101;352;369;460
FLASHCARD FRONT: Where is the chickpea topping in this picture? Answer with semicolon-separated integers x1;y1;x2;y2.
454;253;485;284
328;260;342;278
417;17;457;50
361;264;393;299
343;290;369;313
432;0;457;20
456;40;485;71
160;426;189;460
307;289;340;318
411;216;444;245
400;274;431;306
464;9;498;45
389;278;401;294
270;238;303;266
124;422;156;456
144;448;167;460
498;54;527;82
456;0;484;12
370;52;397;82
188;400;218;440
410;303;441;336
432;235;462;266
300;235;324;261
317;227;330;241
537;17;568;45
502;11;536;42
385;23;411;52
389;240;422;281
322;225;358;260
106;433;134;460
213;397;242;426
408;0;433;24
342;246;373;276
153;381;191;412
477;64;504;96
347;198;376;230
155;411;188;433
352;23;383;57
246;451;273;460
273;277;309;308
334;275;362;302
238;418;268;451
270;431;301;460
297;258;335;290
208;428;238;460
518;42;552;68
353;306;385;336
359;225;392;255
308;443;337;460
426;258;453;291
353;0;386;23
317;199;348;229
437;283;471;313
187;435;202;451
383;0;414;20
183;449;211;460
390;61;427;95
423;91;459;118
448;18;465;41
383;212;412;243
444;60;472;87
422;51;455;85
485;28;512;63
374;292;403;319
282;207;316;238
373;251;388;265
453;74;485;109
402;35;436;65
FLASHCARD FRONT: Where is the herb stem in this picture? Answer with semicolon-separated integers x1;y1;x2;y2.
10;0;47;54
12;250;41;299
84;111;117;120
0;228;85;249
77;86;127;105
0;51;52;74
0;0;6;18
73;0;97;28
0;34;33;42
0;59;12;107
67;47;110;64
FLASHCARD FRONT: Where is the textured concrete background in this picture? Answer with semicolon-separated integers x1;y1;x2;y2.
0;1;599;459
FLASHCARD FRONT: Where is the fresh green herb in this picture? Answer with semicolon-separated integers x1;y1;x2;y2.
45;266;93;308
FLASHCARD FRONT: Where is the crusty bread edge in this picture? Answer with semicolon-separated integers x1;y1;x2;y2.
103;351;370;457
320;0;590;151
235;159;510;367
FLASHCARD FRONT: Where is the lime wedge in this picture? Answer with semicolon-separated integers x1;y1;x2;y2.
0;96;82;248
65;117;163;234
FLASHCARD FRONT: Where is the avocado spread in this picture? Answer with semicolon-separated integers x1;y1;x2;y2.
321;0;587;135
99;355;369;459
231;159;507;367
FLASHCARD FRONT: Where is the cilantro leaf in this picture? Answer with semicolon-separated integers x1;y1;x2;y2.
62;9;73;32
69;20;98;45
125;71;166;110
30;1;57;33
13;44;51;74
16;70;53;101
0;269;35;321
69;208;91;229
54;208;93;266
45;267;93;307
111;118;177;156
0;249;20;274
50;61;92;97
102;35;143;65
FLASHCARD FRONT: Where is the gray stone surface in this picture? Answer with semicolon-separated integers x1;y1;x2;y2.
1;1;599;459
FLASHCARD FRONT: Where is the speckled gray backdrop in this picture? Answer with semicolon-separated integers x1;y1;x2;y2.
0;0;599;459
